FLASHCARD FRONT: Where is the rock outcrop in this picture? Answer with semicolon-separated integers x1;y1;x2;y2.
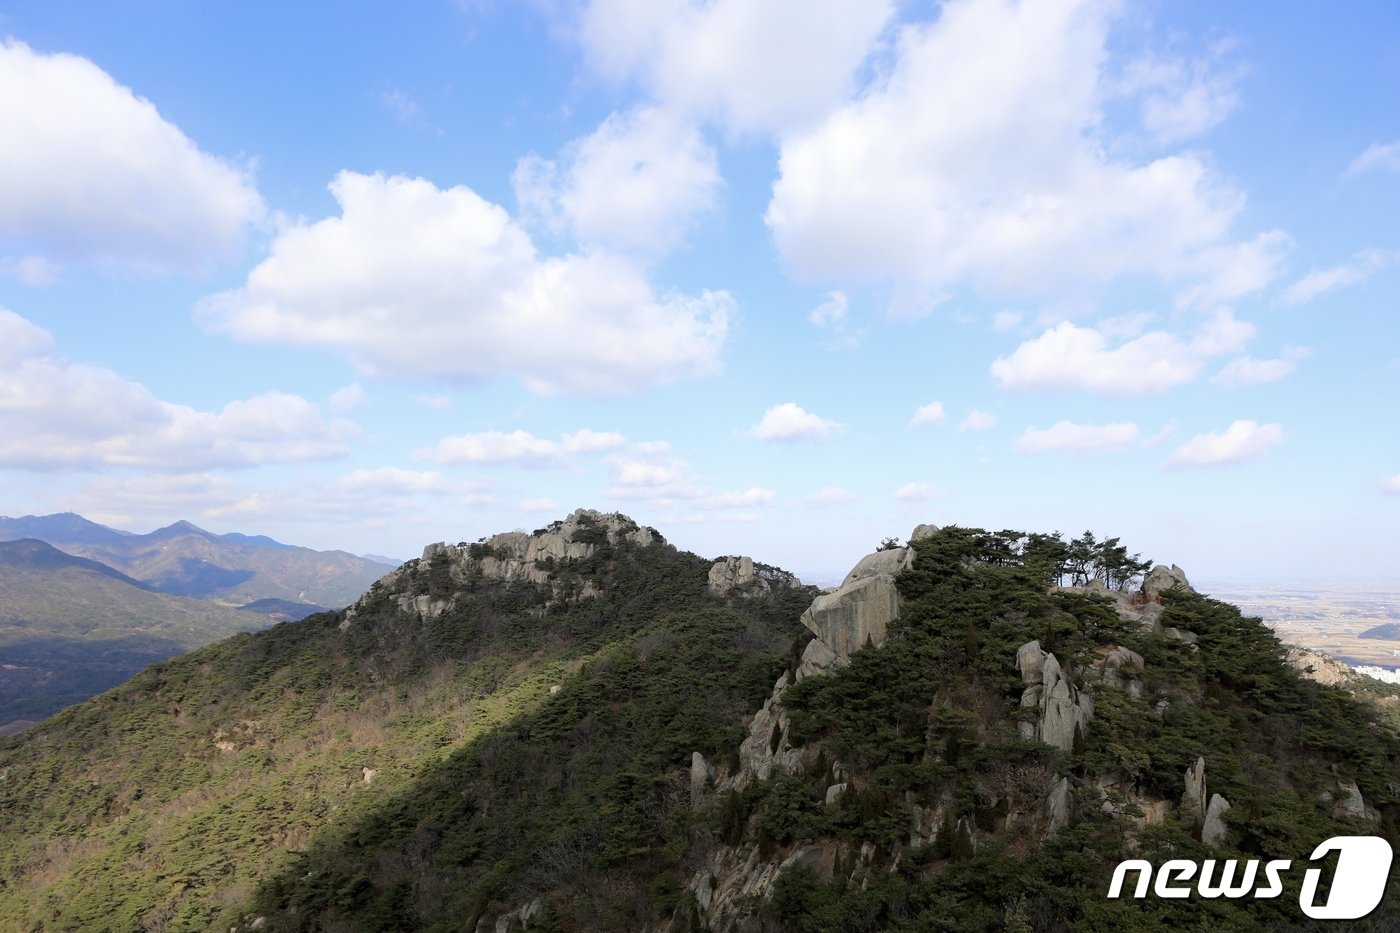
1286;647;1357;686
343;509;658;625
1334;780;1379;822
690;530;927;925
1016;640;1093;752
1201;793;1231;847
797;546;913;673
1143;564;1193;599
1101;646;1145;698
706;555;799;597
1046;776;1073;837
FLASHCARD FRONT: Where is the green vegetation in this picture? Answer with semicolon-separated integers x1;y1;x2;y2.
0;523;1395;931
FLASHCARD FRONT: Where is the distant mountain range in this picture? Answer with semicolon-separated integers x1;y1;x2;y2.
0;539;271;726
0;513;396;608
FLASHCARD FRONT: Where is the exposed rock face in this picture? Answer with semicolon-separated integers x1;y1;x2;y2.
909;523;940;542
1046;777;1073;837
1202;793;1231;847
691;533;924;923
1016;640;1093;751
707;556;757;596
1182;757;1207;828
1143;564;1193;599
1334;780;1379;822
346;509;658;625
1102;646;1145;698
706;555;799;597
1286;647;1356;686
690;752;714;803
798;546;913;670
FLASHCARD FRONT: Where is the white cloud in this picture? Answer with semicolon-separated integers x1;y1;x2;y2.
514;105;721;258
1167;420;1283;467
910;401;946;428
1177;230;1291;310
748;402;841;442
0;39;263;274
1211;356;1296;389
958;410;998;433
198;172;731;396
562;429;627;454
0;308;355;471
337;467;466;496
809;290;849;329
329;383;367;415
1346;140;1400;176
61;467;488;530
991;312;1253;395
807;290;864;349
381;89;421;124
1015;420;1139;453
520;497;563;513
1283;249;1390;304
893;482;946;502
1382;475;1400;496
765;0;1260;307
428;428;625;467
603;448;772;511
577;0;896;135
804;486;854;507
1118;45;1243;145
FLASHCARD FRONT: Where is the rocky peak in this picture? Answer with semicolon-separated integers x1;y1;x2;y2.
706;555;800;597
344;509;663;626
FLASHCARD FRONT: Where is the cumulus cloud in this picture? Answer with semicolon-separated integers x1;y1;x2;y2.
893;482;946;502
1015;420;1139;453
0;39;263;274
910;401;946;427
765;0;1264;308
958;410;998;433
1283;249;1390;304
198;172;731;396
1167;420;1283;467
514;105;721;258
748;402;842;442
428;428;625;467
0;307;356;471
577;0;896;135
1346;140;1400;176
990;311;1253;395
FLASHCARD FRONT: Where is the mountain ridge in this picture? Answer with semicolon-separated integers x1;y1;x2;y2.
0;510;1395;931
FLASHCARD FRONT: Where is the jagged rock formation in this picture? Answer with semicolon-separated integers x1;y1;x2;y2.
796;545;913;676
342;509;658;625
1016;640;1093;752
1101;645;1145;698
1286;647;1357;686
706;555;799;597
1202;794;1232;847
1046;776;1073;837
1143;564;1192;599
689;532;924;923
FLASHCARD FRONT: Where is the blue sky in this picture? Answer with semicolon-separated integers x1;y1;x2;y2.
0;0;1396;583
